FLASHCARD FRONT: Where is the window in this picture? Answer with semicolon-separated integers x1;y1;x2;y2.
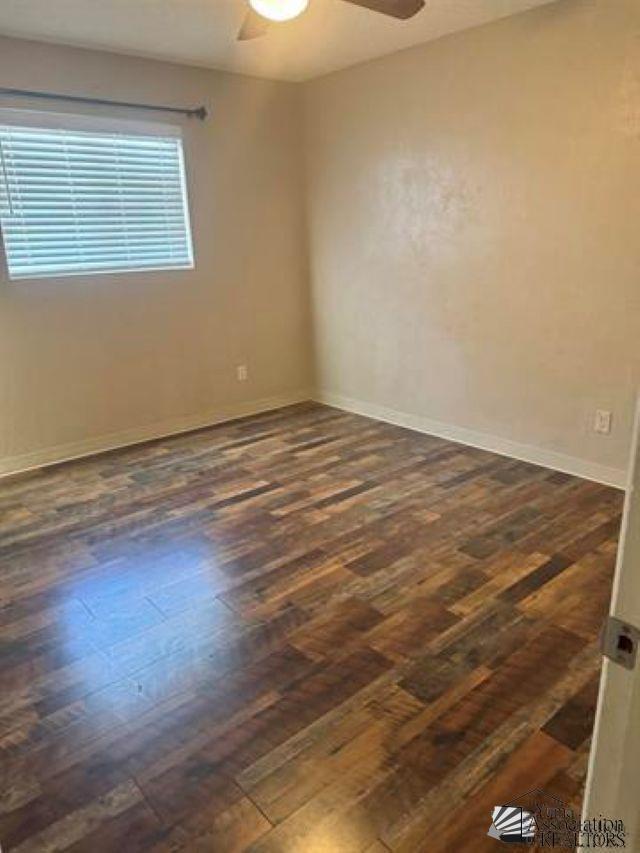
0;119;194;280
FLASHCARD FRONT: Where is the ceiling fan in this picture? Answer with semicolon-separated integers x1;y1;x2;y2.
238;0;426;41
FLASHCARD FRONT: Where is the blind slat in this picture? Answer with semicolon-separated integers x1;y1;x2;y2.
6;229;187;242
0;123;194;280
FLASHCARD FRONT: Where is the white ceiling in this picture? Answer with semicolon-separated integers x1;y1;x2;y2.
0;0;559;82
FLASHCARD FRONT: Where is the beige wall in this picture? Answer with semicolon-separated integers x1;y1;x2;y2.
2;0;638;482
0;36;312;472
303;0;640;483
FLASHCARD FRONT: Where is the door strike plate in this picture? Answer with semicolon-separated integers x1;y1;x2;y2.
602;616;640;671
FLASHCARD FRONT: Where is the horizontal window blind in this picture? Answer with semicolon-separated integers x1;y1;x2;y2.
0;124;194;280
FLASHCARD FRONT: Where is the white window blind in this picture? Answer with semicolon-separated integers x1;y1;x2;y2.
0;123;194;280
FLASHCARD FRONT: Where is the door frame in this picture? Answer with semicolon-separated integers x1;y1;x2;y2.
583;394;640;847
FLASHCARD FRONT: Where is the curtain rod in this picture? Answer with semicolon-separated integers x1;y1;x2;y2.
0;87;208;120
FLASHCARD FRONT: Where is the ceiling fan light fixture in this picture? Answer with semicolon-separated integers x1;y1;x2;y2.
248;0;309;22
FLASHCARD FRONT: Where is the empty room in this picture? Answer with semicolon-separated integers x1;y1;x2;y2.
0;0;639;850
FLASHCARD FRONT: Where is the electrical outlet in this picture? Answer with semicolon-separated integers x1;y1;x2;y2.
236;364;248;382
594;409;612;435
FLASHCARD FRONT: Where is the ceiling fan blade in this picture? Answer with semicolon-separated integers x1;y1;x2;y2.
237;8;270;40
341;0;425;19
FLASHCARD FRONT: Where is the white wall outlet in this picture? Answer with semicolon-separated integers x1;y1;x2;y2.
594;409;612;435
236;364;248;382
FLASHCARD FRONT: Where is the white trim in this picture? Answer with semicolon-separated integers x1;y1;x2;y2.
176;133;195;270
315;390;626;490
0;390;310;479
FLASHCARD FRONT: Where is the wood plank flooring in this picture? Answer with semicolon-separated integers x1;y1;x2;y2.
0;402;622;851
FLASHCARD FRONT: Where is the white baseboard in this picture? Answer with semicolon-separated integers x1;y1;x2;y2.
2;388;627;490
315;390;627;490
0;389;311;480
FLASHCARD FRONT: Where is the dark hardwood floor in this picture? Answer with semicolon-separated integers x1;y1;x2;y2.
0;402;622;852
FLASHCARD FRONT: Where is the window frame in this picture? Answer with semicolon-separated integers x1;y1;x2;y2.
0;108;196;283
